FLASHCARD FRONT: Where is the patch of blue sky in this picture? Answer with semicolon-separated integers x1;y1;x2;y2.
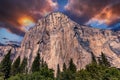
57;0;68;12
89;21;108;29
0;28;23;44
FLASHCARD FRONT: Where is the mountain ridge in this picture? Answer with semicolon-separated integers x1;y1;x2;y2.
0;12;120;73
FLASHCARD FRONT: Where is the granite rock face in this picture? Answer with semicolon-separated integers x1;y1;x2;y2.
1;12;120;72
0;45;19;62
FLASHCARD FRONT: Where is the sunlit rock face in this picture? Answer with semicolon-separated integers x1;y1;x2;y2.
20;12;91;71
1;12;120;72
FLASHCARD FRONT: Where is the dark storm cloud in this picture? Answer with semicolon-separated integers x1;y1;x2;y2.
110;2;120;15
0;0;57;36
65;0;120;26
106;2;120;26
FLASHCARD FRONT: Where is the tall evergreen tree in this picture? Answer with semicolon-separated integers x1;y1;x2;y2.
44;61;48;69
19;57;27;73
101;52;110;67
63;63;67;72
91;52;97;64
1;49;11;79
11;56;20;75
31;52;40;72
57;64;60;79
41;58;46;68
68;58;76;73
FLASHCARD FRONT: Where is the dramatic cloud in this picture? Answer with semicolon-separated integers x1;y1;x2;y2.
65;0;120;27
0;0;120;37
88;2;120;26
0;0;58;36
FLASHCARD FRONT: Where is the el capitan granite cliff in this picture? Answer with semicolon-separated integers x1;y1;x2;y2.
0;12;120;72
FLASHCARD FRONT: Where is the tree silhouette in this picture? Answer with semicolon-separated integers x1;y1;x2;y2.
101;52;110;67
57;64;60;79
19;57;27;73
1;49;12;79
68;58;76;73
91;52;97;64
31;52;40;72
63;63;67;72
11;56;20;75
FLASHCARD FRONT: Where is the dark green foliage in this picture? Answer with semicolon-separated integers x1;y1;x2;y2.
63;63;67;72
85;63;104;80
103;67;120;79
68;58;76;73
8;70;54;80
75;69;92;80
100;52;111;67
75;62;120;80
59;52;119;80
41;58;44;68
60;70;75;80
7;51;54;80
39;67;54;79
31;52;40;72
56;64;60;79
91;52;97;64
43;61;49;69
1;49;12;79
40;59;54;78
41;58;48;69
19;57;27;73
59;59;76;80
8;63;120;80
1;51;120;80
11;56;20;75
8;64;54;80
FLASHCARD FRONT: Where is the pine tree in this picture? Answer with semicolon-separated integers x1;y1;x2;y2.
68;58;76;73
41;58;48;69
63;63;67;72
11;56;20;75
41;58;44;68
19;57;27;73
31;52;40;72
57;64;60;79
44;61;48;69
1;49;11;79
91;52;97;64
101;52;110;67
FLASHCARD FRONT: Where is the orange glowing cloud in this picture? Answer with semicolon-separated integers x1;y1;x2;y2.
0;0;58;36
93;8;119;24
18;16;35;27
87;3;120;26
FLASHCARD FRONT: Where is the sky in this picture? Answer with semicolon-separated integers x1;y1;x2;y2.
0;0;120;45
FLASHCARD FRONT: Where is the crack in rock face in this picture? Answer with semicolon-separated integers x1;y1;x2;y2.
1;12;120;73
109;40;120;55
